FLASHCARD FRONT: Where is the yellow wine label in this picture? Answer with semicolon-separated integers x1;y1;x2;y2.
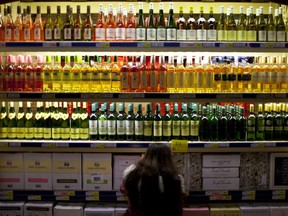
16;128;25;139
8;113;16;119
61;128;70;139
25;128;34;139
25;113;33;120
62;113;69;121
34;128;44;139
0;113;7;119
35;113;42;120
71;113;79;121
17;113;24;119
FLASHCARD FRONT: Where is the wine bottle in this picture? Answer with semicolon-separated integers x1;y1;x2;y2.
33;6;44;41
177;6;187;41
83;6;93;41
136;3;146;41
71;102;80;140
126;103;135;141
23;6;33;41
149;55;158;92
117;103;126;141
207;7;217;41
217;6;226;41
181;104;190;140
34;101;44;139
159;56;167;92
98;103;107;140
256;104;265;140
62;56;72;92
167;2;177;41
0;102;8;139
264;104;273;140
24;101;34;139
247;104;256;141
228;107;237;141
236;107;246;141
74;5;82;41
209;106;218;141
200;106;209;141
120;56;130;92
246;7;257;42
80;102;89;140
89;102;98;140
274;104;283;140
63;6;73;41
276;7;286;42
258;6;267;42
237;6;246;42
14;5;23;42
267;6;276;42
163;103;172;141
135;104;144;141
157;3;166;41
143;104;153;141
95;4;105;41
197;6;207;41
60;102;70;140
16;101;25;139
147;3;156;41
51;102;61;140
126;4;136;41
43;102;52;139
218;107;228;141
139;55;148;92
54;6;63;41
107;103;116;140
153;103;162;141
172;102;181;139
190;103;199;141
186;7;197;41
227;6;237;41
7;101;17;139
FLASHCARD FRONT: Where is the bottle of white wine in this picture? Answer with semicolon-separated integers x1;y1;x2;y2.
61;102;70;140
267;6;276;42
80;102;89;140
52;102;61;140
8;102;17;139
276;7;286;42
257;6;267;42
34;101;44;139
16;101;25;139
237;6;246;41
246;7;257;42
227;6;237;41
217;6;226;41
0;102;8;139
43;102;52;139
71;102;80;140
25;101;34;140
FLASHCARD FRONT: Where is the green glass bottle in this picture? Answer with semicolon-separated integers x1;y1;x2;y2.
99;103;108;140
60;102;70;140
16;101;25;139
24;101;34;140
136;3;146;41
258;6;267;42
167;2;177;41
218;107;228;141
228;107;237;141
156;3;166;41
0;102;8;139
51;102;61;140
190;104;199;141
80;102;89;140
117;103;126;141
54;6;63;41
200;106;209;141
209;106;218;141
107;103;116;141
89;102;98;140
256;104;265;140
7;101;17;139
274;104;283;140
153;103;162;141
247;104;256;141
264;104;273;140
34;101;44;140
147;3;156;41
71;102;80;140
135;104;144;141
162;103;172;141
63;5;73;41
143;104;153;141
126;103;135;141
43;102;52;140
181;104;190;140
172;103;181;139
236;107;246;141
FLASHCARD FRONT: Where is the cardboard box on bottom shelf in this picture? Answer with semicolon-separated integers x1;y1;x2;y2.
209;204;240;216
203;178;239;190
24;153;52;190
183;204;210;216
82;153;112;191
268;203;288;216
84;203;115;216
202;168;239;178
0;153;24;190
238;203;269;216
54;203;85;216
113;155;141;191
24;201;54;216
52;153;82;190
203;154;241;168
0;201;25;216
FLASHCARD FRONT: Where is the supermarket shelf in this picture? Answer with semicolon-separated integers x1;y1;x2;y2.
1;140;288;153
0;41;287;52
0;92;287;102
0;190;287;202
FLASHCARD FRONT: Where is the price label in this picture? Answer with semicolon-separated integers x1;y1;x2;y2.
242;195;255;200
101;93;114;98
8;143;20;147
28;195;41;201
273;93;286;98
203;42;215;48
220;43;233;48
43;42;57;48
0;196;13;200
207;143;219;148
257;94;271;99
42;143;56;148
119;94;133;99
56;196;70;201
0;191;13;196
42;94;56;99
274;42;285;48
117;196;128;201
86;191;99;196
206;191;228;196
91;143;105;148
59;42;72;47
152;42;164;47
195;43;203;48
54;191;75;196
251;143;265;148
81;93;101;99
260;43;274;48
86;196;100;201
171;140;188;152
105;143;117;148
242;190;255;196
272;195;285;200
7;93;20;99
56;143;69;148
137;42;151;48
180;43;195;48
210;195;231;201
265;142;276;147
272;190;286;195
96;42;110;48
233;43;246;47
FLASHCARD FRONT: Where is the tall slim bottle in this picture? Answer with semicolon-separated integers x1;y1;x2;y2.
138;55;148;92
218;107;228;141
62;56;72;92
207;7;217;41
106;4;116;41
209;106;218;141
181;104;190;140
136;3;146;41
186;7;197;41
258;6;267;42
197;6;206;41
7;101;16;139
264;104;273;140
130;56;139;92
236;107;246;141
227;6;237;41
101;56;112;92
0;6;4;42
43;55;52;92
217;6;226;41
149;55;158;92
89;102;98;140
16;101;25;139
71;102;80;140
247;104;256;141
34;55;43;92
34;101;44;139
167;56;175;92
107;103;116;141
24;101;34;139
80;102;89;140
71;55;82;92
54;6;63;41
83;6;93;41
95;4;105;41
74;5;82;41
52;55;62;92
190;104;199;141
167;2;177;41
120;56;130;92
162;103;171;141
159;56;167;92
276;7;286;42
81;55;91;92
24;55;35;92
91;56;101;92
60;102;70;140
199;107;209;141
117;103;126;140
246;7;257;42
33;6;44;41
15;55;24;92
43;102;52;139
143;104;153;141
228;107;237;141
0;102;8;139
13;6;23;41
44;6;53;41
237;6;246;41
256;104;265;140
98;104;107;140
126;4;135;41
23;6;33;41
4;6;13;42
157;3;166;41
52;102;61;140
63;6;73;41
135;104;143;141
126;103;135;141
153;103;162;141
267;6;276;42
177;6;186;41
172;103;181;139
146;3;156;41
274;104;283;140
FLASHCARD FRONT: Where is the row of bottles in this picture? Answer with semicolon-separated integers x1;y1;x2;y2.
1;54;288;93
1;101;288;141
0;4;287;42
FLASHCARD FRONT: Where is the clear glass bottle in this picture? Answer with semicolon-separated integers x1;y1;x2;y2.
177;6;187;41
186;6;197;41
33;6;44;41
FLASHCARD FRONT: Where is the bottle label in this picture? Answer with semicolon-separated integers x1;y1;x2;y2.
265;125;273;131
117;120;125;135
34;28;41;40
53;113;60;120
71;113;79;121
267;31;276;42
74;28;82;40
5;29;12;40
111;72;120;81
150;70;158;89
91;72;100;81
227;30;237;41
135;121;143;135
284;126;288;131
247;31;257;41
270;72;279;83
121;72;129;89
237;30;246;41
167;72;175;88
178;72;185;88
181;121;189;136
140;71;148;89
197;73;204;88
143;120;152;136
98;120;107;135
207;29;217;41
261;72;270;83
34;127;43;139
52;128;61;139
70;128;80;139
167;29;176;40
35;113;42;120
17;113;24;119
45;29;53;40
280;72;287;82
157;28;166;41
60;128;70;139
7;128;17;139
13;28;19;41
186;30;197;41
107;120;116;135
81;113;88;120
206;72;213;88
197;29;207;41
44;128;51;139
54;28;61;40
153;121;162;136
172;121;180;136
89;120;98;135
0;127;8;138
25;113;33;120
64;28;72;40
106;28;116;40
277;31;286;42
159;71;167;88
126;120;134;135
247;125;255;132
1;113;6;119
84;28;92;40
24;28;31;40
258;30;267;42
131;72;139;90
9;113;16;120
16;128;25;139
80;128;89;139
177;29;186;41
25;128;34;139
147;28;156;41
136;28;146;40
126;28;136;40
163;121;171;136
187;72;194;88
95;28;105;40
252;72;261;83
116;28;125;40
62;113;69;121
217;30;226;41
190;120;199;136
